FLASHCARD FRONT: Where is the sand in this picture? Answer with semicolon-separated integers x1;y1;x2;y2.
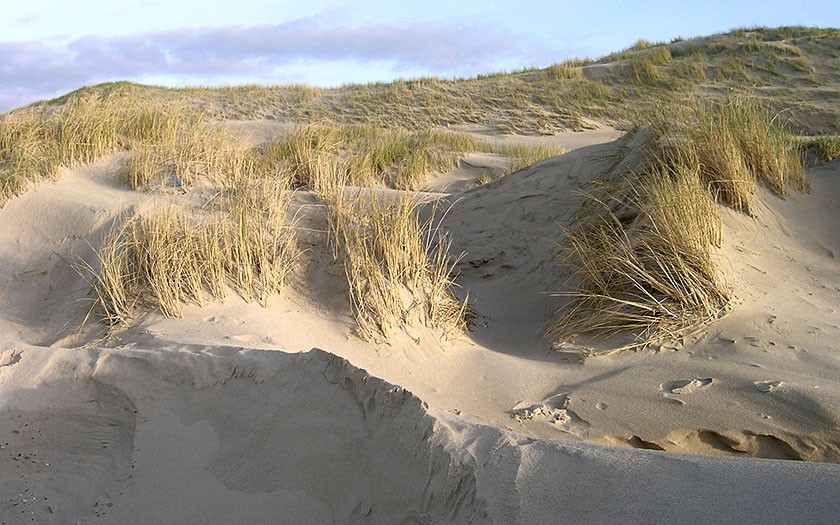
2;126;840;523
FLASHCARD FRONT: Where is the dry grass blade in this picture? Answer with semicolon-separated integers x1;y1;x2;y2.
325;190;467;342
550;171;730;355
88;177;298;326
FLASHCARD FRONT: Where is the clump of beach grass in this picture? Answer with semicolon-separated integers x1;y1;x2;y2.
87;176;298;326
475;172;493;185
0;108;56;203
667;51;708;83
544;61;585;81
550;91;807;355
324;188;467;342
550;156;729;355
342;126;485;189
0;92;191;205
492;143;568;175
265;123;487;190
260;123;344;188
644;91;808;214
797;135;840;164
628;46;673;85
265;122;571;192
117;117;481;341
124;113;227;190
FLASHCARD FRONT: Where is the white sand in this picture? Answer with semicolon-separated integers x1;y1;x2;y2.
2;129;840;523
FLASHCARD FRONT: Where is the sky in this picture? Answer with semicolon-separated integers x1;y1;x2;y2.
1;0;838;112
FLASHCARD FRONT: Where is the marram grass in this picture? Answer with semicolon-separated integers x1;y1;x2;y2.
0;92;192;205
324;188;467;342
550;91;807;356
549;162;730;355
79;112;478;341
85;178;298;325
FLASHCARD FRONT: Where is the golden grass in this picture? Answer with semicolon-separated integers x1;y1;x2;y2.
258;121;567;193
493;143;568;175
323;186;467;342
266;123;486;190
0;108;55;201
125;119;267;191
550;156;729;355
342;126;485;189
0;92;193;205
87;177;297;325
93;112;471;340
550;91;807;355
645;92;808;214
262;123;344;188
667;51;708;82
714;56;750;82
797;135;840;164
64;98;303;325
544;62;585;81
628;47;672;85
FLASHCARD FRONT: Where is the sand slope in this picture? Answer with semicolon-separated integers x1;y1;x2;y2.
3;345;840;524
2;131;840;523
435;141;840;461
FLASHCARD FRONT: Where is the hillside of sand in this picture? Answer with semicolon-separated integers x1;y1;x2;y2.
2;25;840;524
1;124;839;523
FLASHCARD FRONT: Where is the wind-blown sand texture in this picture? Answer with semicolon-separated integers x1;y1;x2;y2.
1;119;839;523
3;25;840;524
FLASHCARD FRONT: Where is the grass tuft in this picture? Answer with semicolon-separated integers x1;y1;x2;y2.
1;93;196;205
545;62;585;81
797;135;840;164
644;92;808;214
87;175;297;325
550;91;807;355
492;143;568;175
325;190;467;342
628;47;673;85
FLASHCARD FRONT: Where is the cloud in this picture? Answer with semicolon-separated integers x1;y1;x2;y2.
17;15;42;27
0;17;555;112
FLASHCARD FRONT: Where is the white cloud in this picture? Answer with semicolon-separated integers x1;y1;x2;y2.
0;18;554;112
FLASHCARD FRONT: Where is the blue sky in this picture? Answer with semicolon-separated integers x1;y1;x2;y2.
1;0;838;112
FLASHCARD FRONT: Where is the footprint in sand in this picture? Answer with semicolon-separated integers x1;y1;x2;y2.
755;380;784;393
661;378;714;395
226;334;276;346
0;349;22;368
512;393;590;437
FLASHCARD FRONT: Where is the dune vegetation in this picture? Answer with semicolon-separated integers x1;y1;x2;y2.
84;177;298;325
1;26;835;349
549;92;807;355
78;110;480;340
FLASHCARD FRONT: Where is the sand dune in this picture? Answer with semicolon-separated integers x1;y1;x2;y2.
4;345;840;524
2;127;840;523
